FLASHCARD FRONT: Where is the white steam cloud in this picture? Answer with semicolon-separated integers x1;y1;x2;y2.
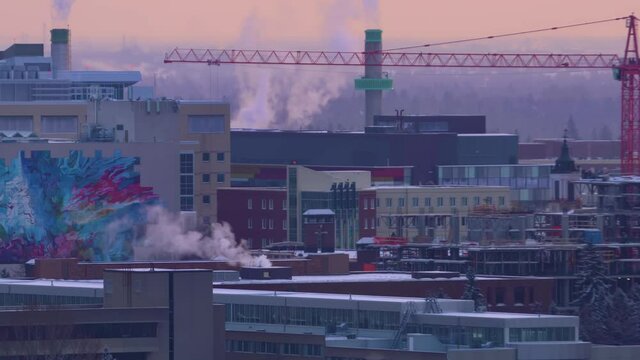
232;0;380;129
52;0;75;22
135;206;272;268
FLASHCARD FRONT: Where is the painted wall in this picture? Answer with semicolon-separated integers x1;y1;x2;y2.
0;150;158;263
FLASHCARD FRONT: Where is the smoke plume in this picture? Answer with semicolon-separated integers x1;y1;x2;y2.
135;206;272;267
52;0;75;22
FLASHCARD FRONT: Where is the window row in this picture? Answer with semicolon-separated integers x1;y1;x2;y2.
225;340;322;357
247;198;287;210
201;152;225;162
247;218;287;230
375;196;506;208
201;173;225;183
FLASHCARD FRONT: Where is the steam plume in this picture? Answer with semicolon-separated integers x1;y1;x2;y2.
52;0;75;22
136;206;271;267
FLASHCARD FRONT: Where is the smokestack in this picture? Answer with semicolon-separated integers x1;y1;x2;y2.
51;28;71;78
354;29;393;129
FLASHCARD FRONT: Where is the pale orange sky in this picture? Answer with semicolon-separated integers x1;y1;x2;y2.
2;0;638;52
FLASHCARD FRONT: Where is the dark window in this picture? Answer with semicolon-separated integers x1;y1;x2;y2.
514;286;525;305
188;115;225;133
180;153;194;174
202;174;210;183
217;152;225;161
496;287;506;305
180;197;194;211
203;195;210;204
202;152;210;162
217;173;225;183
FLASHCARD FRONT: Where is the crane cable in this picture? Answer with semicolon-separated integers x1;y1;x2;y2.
383;16;631;52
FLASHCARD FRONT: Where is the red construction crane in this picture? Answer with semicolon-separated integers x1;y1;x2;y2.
164;15;640;175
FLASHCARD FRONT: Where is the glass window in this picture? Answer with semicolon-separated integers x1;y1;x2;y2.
370;198;376;209
217;173;225;183
462;197;468;206
217;152;225;161
499;196;505;206
203;195;211;204
425;197;431;207
450;197;456;206
180;153;194;174
41;116;77;133
437;197;444;207
514;286;525;305
412;197;419;207
364;218;368;229
0;115;32;131
248;218;253;229
202;174;210;183
473;196;480;205
385;198;392;207
188;115;225;133
248;198;253;209
269;199;274;210
262;199;266;209
282;220;287;230
261;219;267;229
180;175;193;195
268;219;274;229
398;198;405;207
180;196;193;211
282;199;287;210
202;152;210;162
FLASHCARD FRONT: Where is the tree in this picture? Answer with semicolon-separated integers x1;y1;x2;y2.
461;267;486;312
567;115;580;140
601;288;639;345
599;124;613;141
572;243;613;342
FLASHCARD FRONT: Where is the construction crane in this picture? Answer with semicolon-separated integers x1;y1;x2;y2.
164;15;640;175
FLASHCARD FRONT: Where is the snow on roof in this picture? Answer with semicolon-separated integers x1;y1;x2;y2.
303;209;335;216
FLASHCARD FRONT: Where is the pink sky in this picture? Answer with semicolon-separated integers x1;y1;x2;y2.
2;0;638;52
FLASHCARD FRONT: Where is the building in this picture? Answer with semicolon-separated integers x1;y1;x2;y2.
0;100;230;262
0;268;225;360
0;29;142;101
231;115;518;185
362;185;511;243
4;268;629;360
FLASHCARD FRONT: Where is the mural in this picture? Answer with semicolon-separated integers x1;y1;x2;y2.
0;150;158;263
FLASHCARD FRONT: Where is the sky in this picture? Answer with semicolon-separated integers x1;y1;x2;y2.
3;0;638;51
1;0;637;131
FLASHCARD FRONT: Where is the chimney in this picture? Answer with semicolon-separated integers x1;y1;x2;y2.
50;28;71;78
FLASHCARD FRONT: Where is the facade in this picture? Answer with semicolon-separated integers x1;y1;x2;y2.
0;100;231;262
231;130;517;185
364;185;511;243
438;164;553;207
372;114;486;134
0;269;225;360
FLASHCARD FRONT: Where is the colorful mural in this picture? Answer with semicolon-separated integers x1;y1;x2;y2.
0;150;158;263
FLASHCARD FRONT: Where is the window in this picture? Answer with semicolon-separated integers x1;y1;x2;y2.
179;153;195;211
486;197;493;205
217;173;225;183
437;197;444;207
370;198;376;209
364;218;369;229
461;217;466;226
180;197;193;211
364;199;368;210
462;197;468;206
261;199;267;210
371;218;376;229
180;175;194;195
268;219;274;229
496;287;506;305
412;197;419;207
180;153;194;174
449;197;456;206
41;116;77;133
282;220;287;230
425;197;431;207
203;195;210;204
202;174;210;183
385;198;392;207
188;115;225;133
282;199;287;210
0;115;32;131
398;198;405;207
261;219;267;229
217;152;225;161
248;198;253;209
473;196;480;206
202;152;210;162
499;196;506;206
248;218;253;229
514;287;525;305
268;199;274;210
529;287;535;304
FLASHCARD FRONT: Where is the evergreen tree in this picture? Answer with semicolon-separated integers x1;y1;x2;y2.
461;267;486;312
628;284;640;344
567;115;580;140
572;243;613;342
602;288;638;345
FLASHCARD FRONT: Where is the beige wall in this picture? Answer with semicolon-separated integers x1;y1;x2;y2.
0;101;88;140
373;186;511;242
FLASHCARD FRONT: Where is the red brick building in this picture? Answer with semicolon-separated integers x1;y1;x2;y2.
217;187;287;249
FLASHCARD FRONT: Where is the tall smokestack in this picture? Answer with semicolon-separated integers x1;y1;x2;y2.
51;28;71;78
354;29;393;129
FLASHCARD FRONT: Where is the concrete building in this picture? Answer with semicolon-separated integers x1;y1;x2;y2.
362;185;511;243
0;100;230;263
0;268;225;360
3;268;629;360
